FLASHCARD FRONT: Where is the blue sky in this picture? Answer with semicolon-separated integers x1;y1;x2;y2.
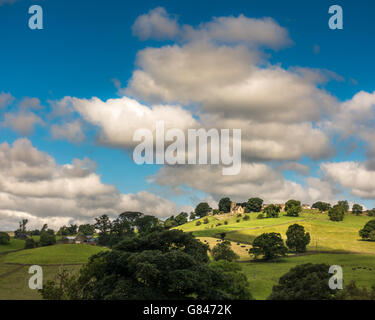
1;0;375;229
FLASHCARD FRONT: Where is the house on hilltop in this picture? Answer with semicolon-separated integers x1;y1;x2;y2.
230;202;245;215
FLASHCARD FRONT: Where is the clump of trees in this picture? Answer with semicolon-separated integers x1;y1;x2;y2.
285;200;302;217
218;198;231;213
286;224;310;253
164;212;188;229
40;227;56;247
0;232;10;245
40;229;253;300
14;219;28;239
24;238;37;249
359;219;375;240
211;240;239;262
312;201;331;212
245;198;263;213
268;263;337;300
352;204;363;216
335;281;375;300
328;204;345;221
57;224;78;236
194;202;211;218
249;233;287;261
263;204;281;218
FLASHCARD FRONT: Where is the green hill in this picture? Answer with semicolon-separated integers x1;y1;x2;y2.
4;244;108;265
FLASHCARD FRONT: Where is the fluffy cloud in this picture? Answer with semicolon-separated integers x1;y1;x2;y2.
2;110;44;135
132;7;179;41
51;120;85;143
18;97;44;110
59;96;198;149
150;163;335;204
132;7;291;49
0;139;180;230
0;92;14;108
321;161;375;199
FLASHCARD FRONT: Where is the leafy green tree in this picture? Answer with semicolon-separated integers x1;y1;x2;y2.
369;230;375;241
40;232;56;246
164;217;177;229
174;212;188;225
335;281;375;300
40;230;253;300
195;202;211;218
246;197;263;213
67;224;78;235
337;200;349;212
268;263;337;300
359;219;375;240
94;214;112;246
328;204;345;221
189;212;196;220
134;215;162;235
218;198;231;213
285;200;302;217
352;204;363;216
78;224;95;236
211;241;239;262
286;224;310;253
0;232;10;245
312;201;331;212
367;209;375;217
24;238;37;249
263;204;280;218
249;233;287;260
209;260;253;300
118;211;143;223
14;219;28;239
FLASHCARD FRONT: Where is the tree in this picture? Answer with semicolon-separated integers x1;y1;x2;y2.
352;204;363;216
263;204;280;218
286;224;310;253
174;212;188;226
134;215;162;235
211;241;239;262
209;260;253;300
218;198;231;213
337;200;349;212
40;232;56;246
335;281;375;300
312;201;331;212
78;224;95;236
0;232;10;245
195;202;211;218
25;238;37;249
14;219;28;239
94;214;112;246
367;209;375;217
249;233;287;261
359;219;375;240
189;212;196;220
268;263;337;300
328;204;345;221
246;197;263;213
285;200;302;217
40;230;253;300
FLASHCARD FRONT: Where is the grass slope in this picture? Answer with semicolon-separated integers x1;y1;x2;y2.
4;244;108;265
241;253;375;300
0;238;25;253
177;210;375;254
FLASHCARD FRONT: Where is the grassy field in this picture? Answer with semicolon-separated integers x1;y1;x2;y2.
241;253;375;300
0;253;82;300
0;238;25;253
177;210;375;254
0;243;108;300
4;244;108;265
